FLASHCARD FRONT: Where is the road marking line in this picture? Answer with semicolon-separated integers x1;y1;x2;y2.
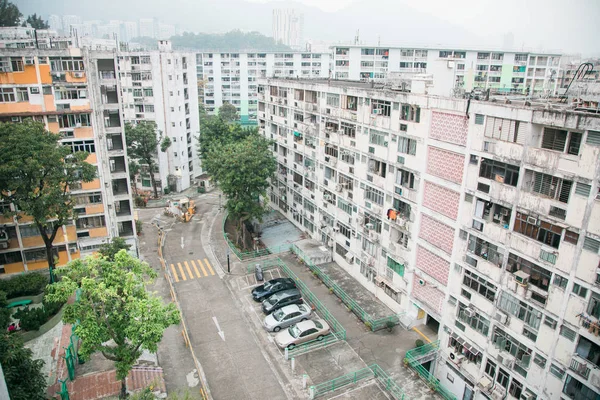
412;326;432;343
190;260;202;278
184;261;194;280
204;258;215;276
197;259;208;276
177;263;187;281
170;264;179;282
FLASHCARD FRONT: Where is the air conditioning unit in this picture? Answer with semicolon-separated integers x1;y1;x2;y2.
327;240;334;248
514;270;530;286
323;194;332;201
449;352;465;364
491;388;506;400
526;216;538;225
25;58;34;65
365;222;374;230
74;72;84;78
520;392;536;400
0;66;10;72
369;231;379;243
333;226;340;232
335;184;343;192
344;252;354;264
418;278;426;286
494;311;508;324
500;355;514;368
372;108;382;115
464;308;476;318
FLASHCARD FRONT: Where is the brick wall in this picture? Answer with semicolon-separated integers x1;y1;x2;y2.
422;180;460;219
412;275;445;315
426;146;465;184
429;111;469;146
416;245;450;286
419;213;455;255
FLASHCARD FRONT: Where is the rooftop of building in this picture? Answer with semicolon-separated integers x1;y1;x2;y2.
329;43;562;56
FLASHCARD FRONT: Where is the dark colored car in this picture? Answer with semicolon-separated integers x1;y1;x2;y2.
262;289;303;314
251;278;296;302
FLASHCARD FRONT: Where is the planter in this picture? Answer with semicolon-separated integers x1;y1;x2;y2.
20;305;65;343
6;293;45;305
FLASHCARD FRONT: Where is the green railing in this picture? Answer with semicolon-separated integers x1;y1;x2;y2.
290;244;404;332
405;341;456;400
248;257;347;356
56;379;69;400
223;213;291;261
311;366;375;398
370;364;408;400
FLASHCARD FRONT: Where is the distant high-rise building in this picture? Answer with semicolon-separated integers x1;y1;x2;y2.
157;23;176;40
272;9;304;50
138;18;156;39
61;15;83;35
121;21;138;42
48;15;62;33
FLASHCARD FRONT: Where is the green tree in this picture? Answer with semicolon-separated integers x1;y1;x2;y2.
46;250;180;399
23;13;48;29
197;116;250;164
125;121;164;199
129;160;141;196
204;130;276;246
168;30;291;51
0;0;21;27
0;291;10;330
98;237;132;261
0;332;47;400
218;102;239;123
0;121;95;282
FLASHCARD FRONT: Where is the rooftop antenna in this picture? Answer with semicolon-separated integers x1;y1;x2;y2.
354;30;359;45
378;35;380;47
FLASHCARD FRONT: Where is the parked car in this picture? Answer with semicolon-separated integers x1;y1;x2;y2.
275;319;331;349
263;303;312;332
251;278;296;302
261;289;302;314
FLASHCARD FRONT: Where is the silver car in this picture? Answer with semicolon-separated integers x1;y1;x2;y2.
275;319;331;349
263;303;312;332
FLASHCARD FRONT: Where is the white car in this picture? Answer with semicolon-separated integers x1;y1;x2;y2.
275;319;331;349
263;303;312;332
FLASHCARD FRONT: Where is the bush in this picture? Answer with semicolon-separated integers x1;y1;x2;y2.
134;196;147;208
14;306;47;331
415;339;425;348
0;272;48;298
0;292;10;330
136;220;143;235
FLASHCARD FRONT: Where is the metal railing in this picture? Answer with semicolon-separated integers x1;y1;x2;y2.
370;364;408;400
223;213;292;261
290;244;404;332
311;366;375;398
405;341;456;400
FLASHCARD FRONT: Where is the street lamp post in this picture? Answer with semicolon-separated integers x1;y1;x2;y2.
226;246;230;274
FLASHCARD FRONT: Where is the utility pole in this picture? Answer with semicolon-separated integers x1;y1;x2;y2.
226;246;230;273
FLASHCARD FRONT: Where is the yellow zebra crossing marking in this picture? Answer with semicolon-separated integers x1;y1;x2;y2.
184;261;194;280
177;263;187;281
204;258;215;276
170;264;179;282
197;259;208;276
190;260;201;278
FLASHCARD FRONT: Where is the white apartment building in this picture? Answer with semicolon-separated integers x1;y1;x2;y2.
331;45;562;97
0;44;137;274
258;78;600;400
138;19;156;39
119;40;200;193
272;9;304;50
196;51;330;124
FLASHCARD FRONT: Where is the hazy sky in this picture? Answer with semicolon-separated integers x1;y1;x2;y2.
15;0;600;55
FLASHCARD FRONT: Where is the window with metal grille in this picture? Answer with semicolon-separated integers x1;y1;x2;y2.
513;212;563;249
474;114;485;125
387;257;404;277
524;169;572;202
549;206;567;220
541;127;567;151
479;158;520;186
477;182;490;193
586;130;600;146
559;325;576;341
549;364;564;378
575;182;592;197
583;236;600;253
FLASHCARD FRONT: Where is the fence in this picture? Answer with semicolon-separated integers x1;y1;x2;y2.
310;366;374;398
370;364;409;400
290;244;404;332
248;257;347;358
223;213;292;261
405;341;456;400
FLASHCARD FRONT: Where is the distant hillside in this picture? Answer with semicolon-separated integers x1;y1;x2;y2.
169;30;292;52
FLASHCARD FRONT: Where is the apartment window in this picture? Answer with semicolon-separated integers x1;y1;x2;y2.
76;215;106;229
524;170;572;203
340;122;356;138
395;168;415;189
575;182;592;197
68;140;96;153
400;104;420;122
541;127;582;155
549;364;565;379
534;354;547;368
397;137;417;155
369;129;388;147
326;93;340;108
19;224;41;238
492;327;533;367
474;114;485;125
513;212;563;249
559;325;576;341
523;326;538;342
583;236;600;253
15;87;29;102
372;99;391;117
362;238;376;256
553;274;568;289
507;253;551;291
479;158;520;186
544;315;557;329
58;114;91;128
0;88;15;102
457;303;490;336
337;198;353;215
467;234;504;266
587;292;600;319
498;291;542;329
484;360;496;378
463;270;497;302
572;283;588;298
337;222;351;239
387;257;404;277
365;186;384;205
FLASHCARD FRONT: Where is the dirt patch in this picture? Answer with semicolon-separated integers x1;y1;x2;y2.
224;215;262;251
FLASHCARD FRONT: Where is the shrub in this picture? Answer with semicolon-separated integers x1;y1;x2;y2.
136;220;143;235
0;272;48;298
134;196;147;208
415;339;425;348
14;306;47;331
0;292;10;330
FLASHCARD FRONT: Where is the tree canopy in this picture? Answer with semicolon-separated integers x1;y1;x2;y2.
23;13;49;29
0;121;95;281
0;332;47;400
218;102;239;123
0;0;21;27
46;250;180;399
125;121;169;198
200;117;276;246
166;30;291;51
98;237;132;261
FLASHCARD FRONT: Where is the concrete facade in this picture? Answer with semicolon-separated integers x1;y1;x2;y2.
257;78;600;400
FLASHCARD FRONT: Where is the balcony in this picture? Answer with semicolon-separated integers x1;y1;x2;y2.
569;356;591;380
112;178;129;197
115;200;132;218
118;221;135;237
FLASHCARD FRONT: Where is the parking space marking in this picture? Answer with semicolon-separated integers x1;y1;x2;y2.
170;264;180;282
196;259;208;276
204;258;215;276
177;263;187;281
190;260;201;278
